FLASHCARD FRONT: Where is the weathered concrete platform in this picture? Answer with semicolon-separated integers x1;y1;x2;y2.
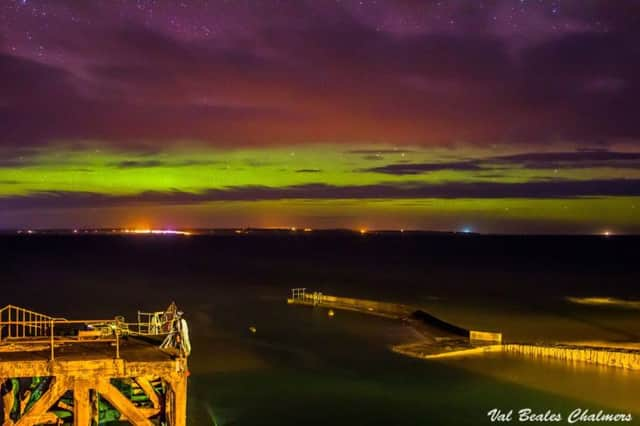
0;337;188;425
0;337;183;378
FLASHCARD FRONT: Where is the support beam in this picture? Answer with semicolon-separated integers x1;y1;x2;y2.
96;379;152;426
167;374;187;426
134;376;160;409
16;377;69;426
2;379;13;425
73;379;91;426
19;390;31;416
90;391;99;425
165;385;174;426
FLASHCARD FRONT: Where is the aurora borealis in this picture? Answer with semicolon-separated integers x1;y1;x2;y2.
1;1;640;233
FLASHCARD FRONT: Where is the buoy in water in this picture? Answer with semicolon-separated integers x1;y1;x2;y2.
249;326;257;333
328;309;335;317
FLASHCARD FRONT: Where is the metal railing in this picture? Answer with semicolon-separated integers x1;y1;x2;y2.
136;310;174;336
0;305;124;361
291;288;324;305
0;304;183;361
291;288;306;301
0;304;65;339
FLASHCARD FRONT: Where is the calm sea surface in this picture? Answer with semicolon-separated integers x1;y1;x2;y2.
2;234;639;425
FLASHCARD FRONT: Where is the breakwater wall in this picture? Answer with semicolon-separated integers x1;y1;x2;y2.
287;292;413;319
410;310;469;337
393;342;640;370
392;342;503;360
319;294;414;318
503;344;640;371
287;290;500;341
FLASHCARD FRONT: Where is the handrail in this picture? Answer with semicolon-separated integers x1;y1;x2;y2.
136;309;176;336
0;305;181;361
0;309;124;360
0;305;67;321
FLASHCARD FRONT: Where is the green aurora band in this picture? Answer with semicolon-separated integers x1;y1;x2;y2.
1;143;639;233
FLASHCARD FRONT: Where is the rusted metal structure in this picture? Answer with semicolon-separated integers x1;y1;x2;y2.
0;304;189;425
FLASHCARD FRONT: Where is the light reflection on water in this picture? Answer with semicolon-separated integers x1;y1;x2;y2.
441;351;640;414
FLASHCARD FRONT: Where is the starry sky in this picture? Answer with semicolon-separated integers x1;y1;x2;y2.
1;0;639;233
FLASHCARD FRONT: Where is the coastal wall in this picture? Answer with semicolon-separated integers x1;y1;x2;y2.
287;293;413;319
320;295;414;317
503;344;640;370
393;343;640;370
288;292;489;338
392;343;503;360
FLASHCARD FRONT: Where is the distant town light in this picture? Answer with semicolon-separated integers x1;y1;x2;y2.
131;229;191;236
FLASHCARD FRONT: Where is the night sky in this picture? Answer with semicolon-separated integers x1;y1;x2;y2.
1;0;639;233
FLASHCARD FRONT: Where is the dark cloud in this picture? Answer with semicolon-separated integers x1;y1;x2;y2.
365;161;483;175
346;149;416;154
492;151;640;169
2;179;639;210
366;151;640;175
112;159;218;169
113;160;166;169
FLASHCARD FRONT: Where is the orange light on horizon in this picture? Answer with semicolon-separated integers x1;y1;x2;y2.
128;229;191;236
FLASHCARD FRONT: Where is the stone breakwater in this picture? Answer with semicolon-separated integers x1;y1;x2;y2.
287;291;493;339
392;342;640;370
287;293;413;319
502;344;640;370
391;341;503;360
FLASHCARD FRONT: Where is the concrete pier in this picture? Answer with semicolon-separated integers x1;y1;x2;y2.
287;291;413;319
288;289;501;341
